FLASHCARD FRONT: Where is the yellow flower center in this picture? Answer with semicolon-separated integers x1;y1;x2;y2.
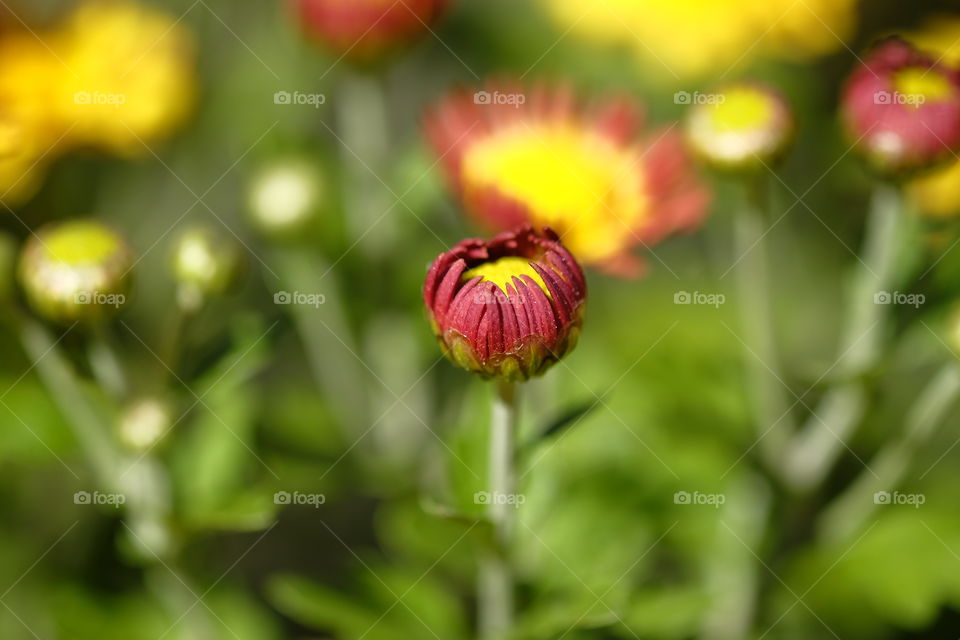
709;86;774;133
463;256;549;295
894;67;954;105
44;222;122;265
461;124;646;264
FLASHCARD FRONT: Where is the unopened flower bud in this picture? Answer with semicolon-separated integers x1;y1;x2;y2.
118;397;172;452
171;226;243;311
18;220;133;324
841;37;960;177
295;0;450;64
247;159;322;239
685;82;794;173
423;225;586;381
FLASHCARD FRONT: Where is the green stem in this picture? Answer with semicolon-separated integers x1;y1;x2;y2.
270;247;368;438
733;178;794;465
88;325;128;400
337;71;393;254
781;183;907;491
160;306;189;381
699;474;771;640
16;315;205;635
818;363;960;542
479;380;517;640
17;315;118;485
147;562;216;640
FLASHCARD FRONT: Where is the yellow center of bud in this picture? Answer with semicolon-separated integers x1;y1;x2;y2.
708;86;775;133
43;221;123;265
463;256;549;295
461;124;646;264
894;67;954;105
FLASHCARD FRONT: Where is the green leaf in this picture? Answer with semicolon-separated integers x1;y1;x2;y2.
523;399;598;452
170;318;271;528
618;587;708;639
0;377;75;464
266;574;400;640
787;508;960;637
357;562;469;640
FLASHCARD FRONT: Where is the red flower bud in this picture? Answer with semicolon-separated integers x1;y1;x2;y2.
294;0;450;63
842;37;960;176
423;226;586;381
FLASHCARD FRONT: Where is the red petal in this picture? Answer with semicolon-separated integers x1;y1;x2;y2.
485;288;503;359
519;274;557;343
545;249;585;299
432;258;467;325
445;276;482;331
508;278;531;338
499;288;520;351
532;263;573;325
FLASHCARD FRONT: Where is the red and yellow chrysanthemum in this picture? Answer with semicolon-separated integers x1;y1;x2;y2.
424;82;710;276
841;37;960;176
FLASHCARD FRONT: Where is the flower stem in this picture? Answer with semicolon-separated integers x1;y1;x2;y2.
733;177;793;465
159;305;189;380
479;380;517;640
16;315;209;635
781;182;907;491
88;325;128;400
17;314;118;484
269;247;368;439
699;473;771;640
336;71;393;255
147;562;216;640
818;362;960;542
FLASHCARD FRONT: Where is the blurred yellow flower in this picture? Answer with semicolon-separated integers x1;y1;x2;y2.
907;159;960;220
537;0;859;79
0;0;196;206
908;15;960;67
906;16;960;218
56;0;196;155
0;34;70;204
